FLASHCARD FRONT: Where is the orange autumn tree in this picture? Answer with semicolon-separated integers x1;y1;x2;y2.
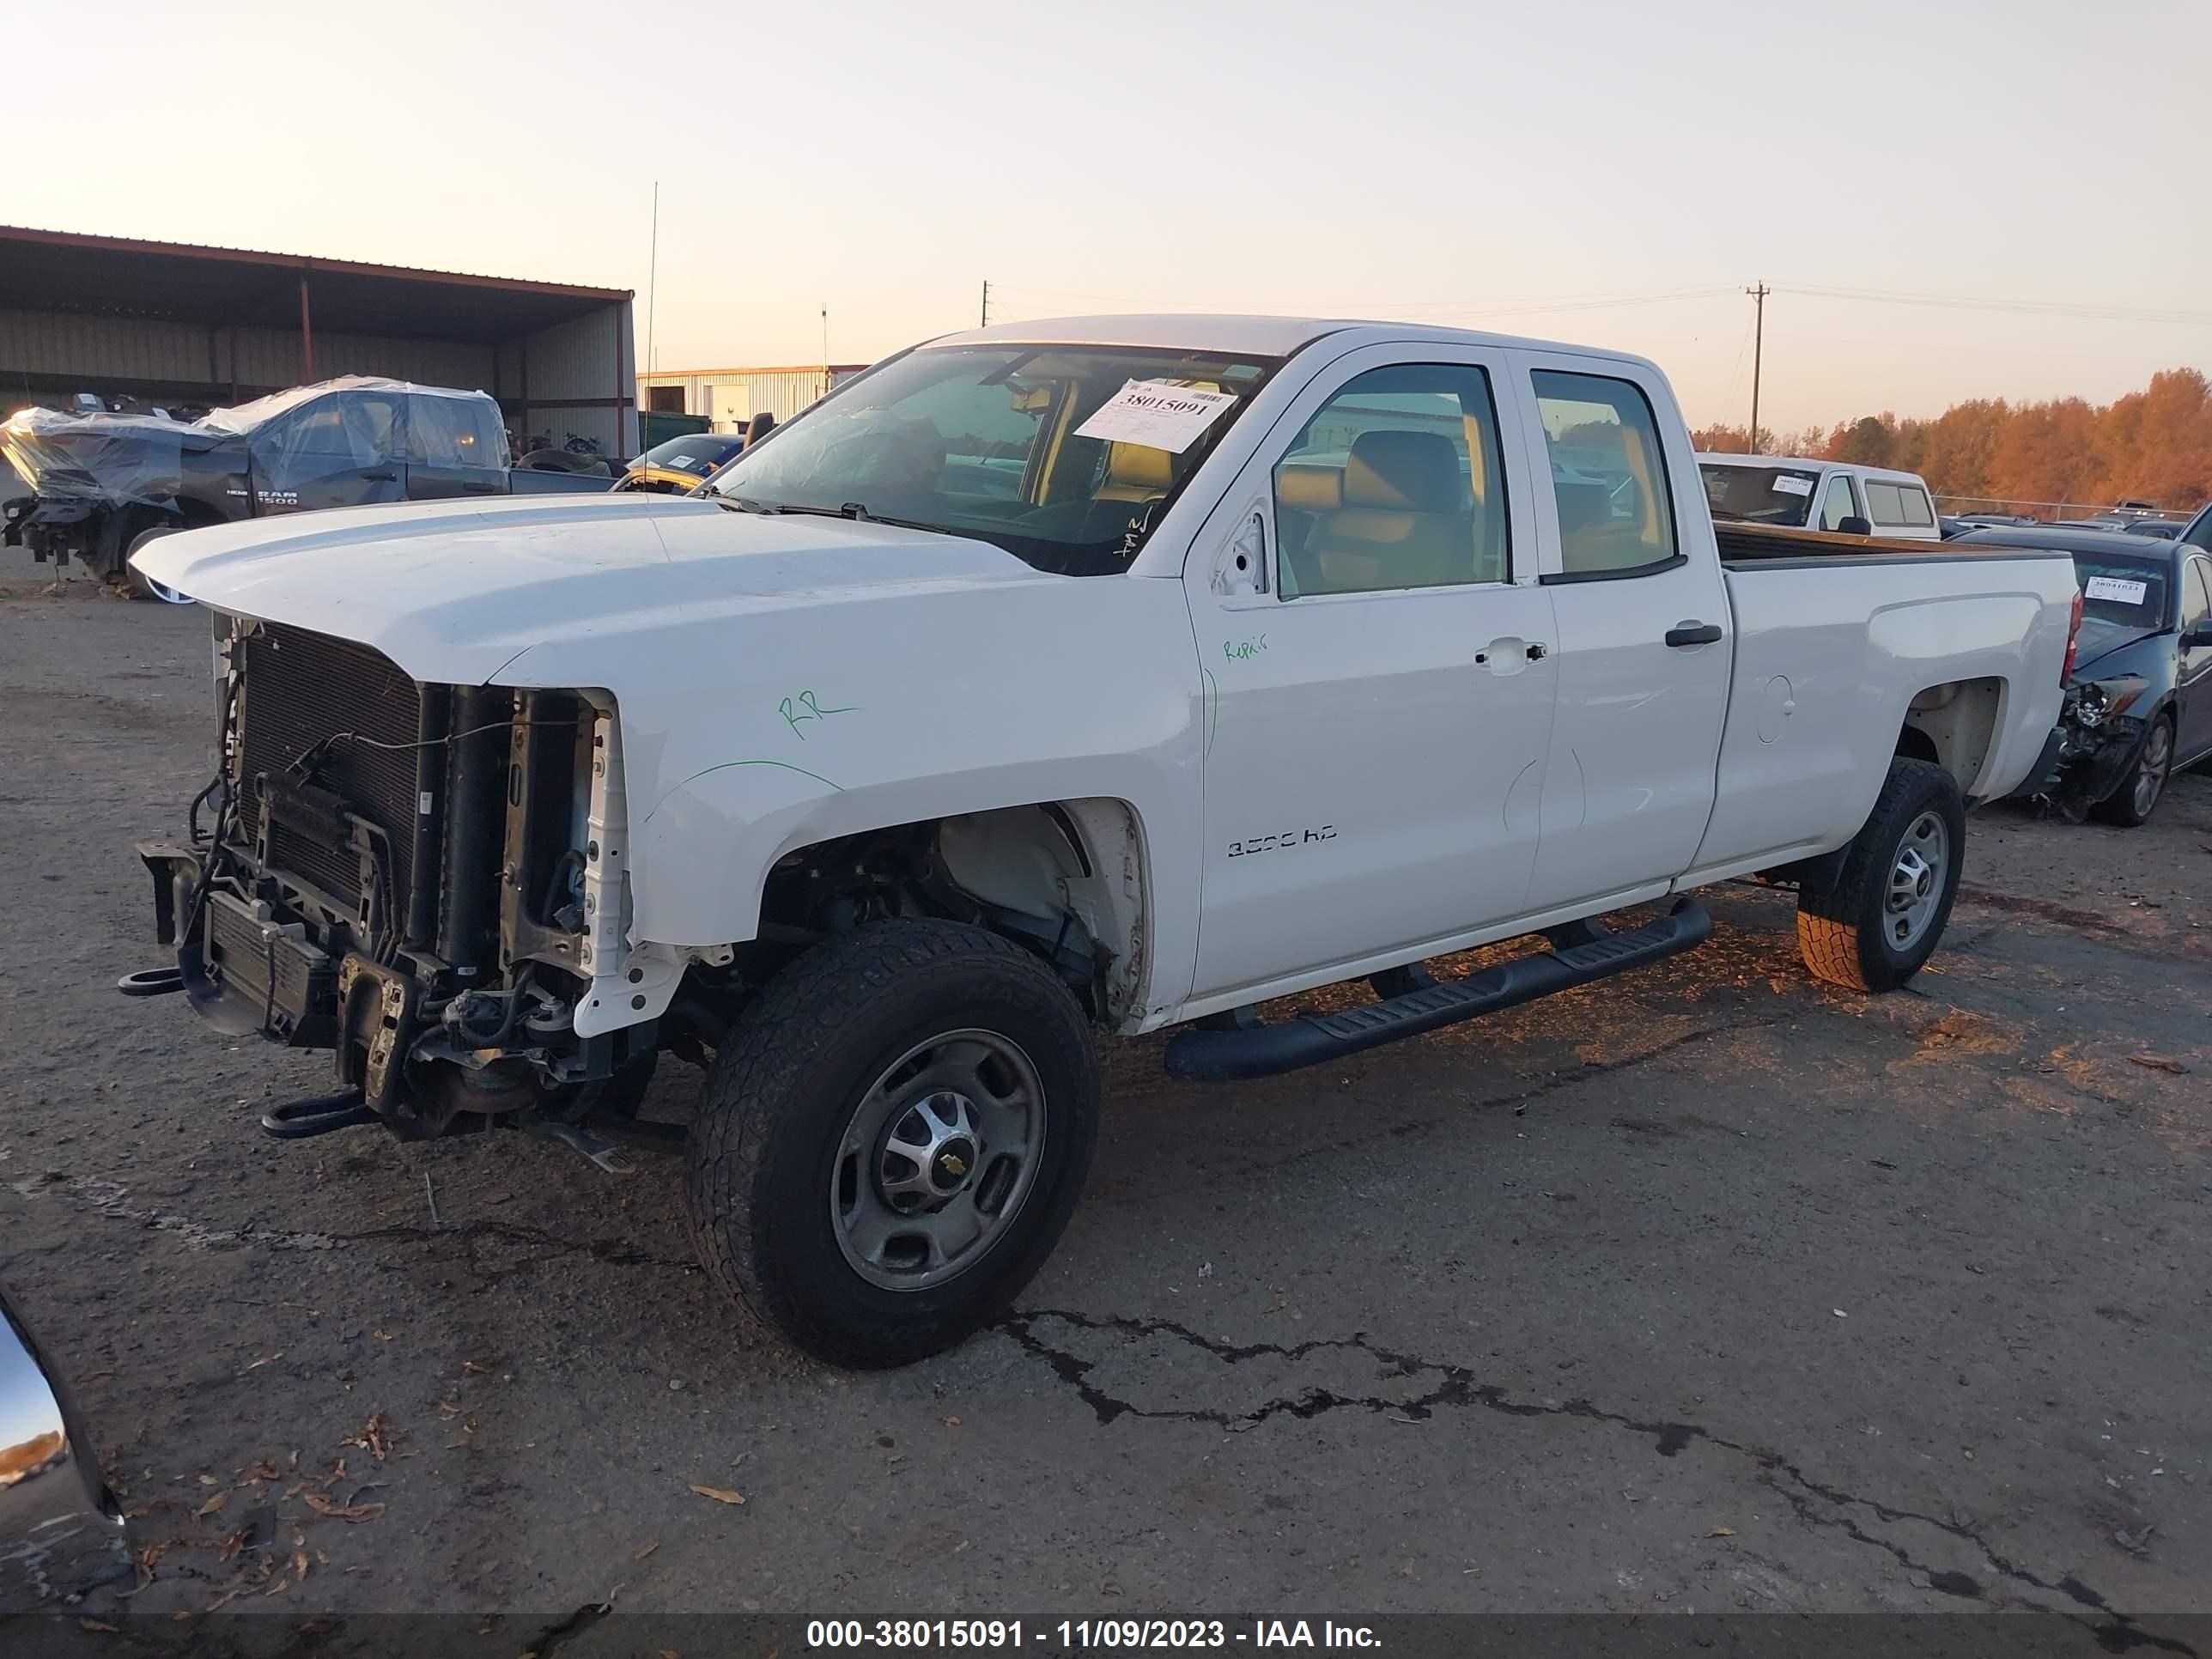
1692;368;2212;513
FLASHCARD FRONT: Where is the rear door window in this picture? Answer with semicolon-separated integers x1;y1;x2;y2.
1865;479;1936;528
406;394;507;472
1533;371;1678;578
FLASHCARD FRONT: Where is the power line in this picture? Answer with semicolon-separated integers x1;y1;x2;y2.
1775;283;2212;326
988;284;1736;320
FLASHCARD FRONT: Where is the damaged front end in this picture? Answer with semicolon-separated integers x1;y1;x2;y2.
2050;672;2153;820
129;617;660;1152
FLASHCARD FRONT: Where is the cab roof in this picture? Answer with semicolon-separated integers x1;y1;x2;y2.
1694;452;1933;489
929;313;1662;370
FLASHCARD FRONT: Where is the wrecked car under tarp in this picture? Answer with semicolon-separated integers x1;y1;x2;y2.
1;377;514;595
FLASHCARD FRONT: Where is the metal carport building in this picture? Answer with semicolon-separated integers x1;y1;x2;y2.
0;225;636;456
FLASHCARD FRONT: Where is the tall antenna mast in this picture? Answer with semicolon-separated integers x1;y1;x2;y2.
644;181;659;387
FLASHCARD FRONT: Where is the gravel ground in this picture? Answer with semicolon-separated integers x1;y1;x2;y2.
1;556;2206;1652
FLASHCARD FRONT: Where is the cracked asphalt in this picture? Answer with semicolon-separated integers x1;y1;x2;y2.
2;558;2208;1649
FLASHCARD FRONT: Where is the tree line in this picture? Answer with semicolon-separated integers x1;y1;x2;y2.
1690;367;2212;512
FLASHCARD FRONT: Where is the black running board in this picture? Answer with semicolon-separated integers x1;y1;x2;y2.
1164;898;1711;1082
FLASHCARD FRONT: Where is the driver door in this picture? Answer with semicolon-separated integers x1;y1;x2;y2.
246;392;405;514
1182;344;1559;1005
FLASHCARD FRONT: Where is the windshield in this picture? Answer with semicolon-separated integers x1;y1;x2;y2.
700;344;1279;575
1699;462;1820;527
2071;552;2170;629
638;434;743;473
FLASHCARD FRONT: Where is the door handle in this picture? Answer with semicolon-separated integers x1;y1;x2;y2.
1666;622;1723;647
1474;640;1549;669
461;481;501;495
363;470;397;482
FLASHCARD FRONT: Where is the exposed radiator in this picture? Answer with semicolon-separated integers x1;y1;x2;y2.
235;624;424;910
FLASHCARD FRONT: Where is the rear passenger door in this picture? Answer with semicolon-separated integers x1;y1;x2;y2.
1505;353;1733;913
404;394;510;500
1183;344;1559;1003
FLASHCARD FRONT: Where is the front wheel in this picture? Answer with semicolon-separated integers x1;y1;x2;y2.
684;921;1099;1368
1797;757;1966;992
2089;713;2172;828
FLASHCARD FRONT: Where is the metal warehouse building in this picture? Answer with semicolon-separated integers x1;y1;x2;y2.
638;363;868;432
1;225;638;455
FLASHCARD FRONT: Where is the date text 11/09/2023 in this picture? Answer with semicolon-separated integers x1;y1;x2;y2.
807;1620;1382;1650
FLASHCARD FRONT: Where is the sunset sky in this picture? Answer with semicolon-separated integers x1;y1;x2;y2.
9;0;2207;433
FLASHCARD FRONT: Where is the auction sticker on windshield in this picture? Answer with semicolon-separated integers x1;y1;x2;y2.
2085;575;2149;605
1771;474;1814;495
1074;380;1238;453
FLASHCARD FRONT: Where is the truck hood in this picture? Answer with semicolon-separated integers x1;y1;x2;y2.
131;494;1062;684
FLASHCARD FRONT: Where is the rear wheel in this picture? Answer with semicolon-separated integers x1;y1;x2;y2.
1797;757;1965;992
684;920;1098;1368
2089;713;2172;828
124;524;195;605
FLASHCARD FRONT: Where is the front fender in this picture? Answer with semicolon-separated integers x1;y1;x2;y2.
528;574;1212;1029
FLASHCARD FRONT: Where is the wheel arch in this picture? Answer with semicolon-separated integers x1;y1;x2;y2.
1899;674;2006;799
746;797;1159;1030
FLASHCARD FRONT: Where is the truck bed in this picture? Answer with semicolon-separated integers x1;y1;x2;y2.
1714;522;2053;567
1690;522;2076;877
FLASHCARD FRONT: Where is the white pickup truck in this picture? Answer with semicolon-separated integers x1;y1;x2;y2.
128;314;2079;1366
1697;453;1944;541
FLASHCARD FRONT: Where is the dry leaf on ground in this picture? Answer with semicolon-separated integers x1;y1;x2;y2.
689;1484;744;1505
2129;1054;2190;1075
301;1492;386;1522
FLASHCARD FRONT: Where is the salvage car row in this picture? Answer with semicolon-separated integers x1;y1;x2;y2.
0;379;774;602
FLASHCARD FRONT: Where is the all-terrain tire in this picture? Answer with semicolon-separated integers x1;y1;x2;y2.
2088;712;2173;828
684;920;1098;1368
1796;757;1966;992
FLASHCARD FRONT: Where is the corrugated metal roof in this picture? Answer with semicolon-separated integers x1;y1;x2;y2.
2;224;629;300
0;225;631;343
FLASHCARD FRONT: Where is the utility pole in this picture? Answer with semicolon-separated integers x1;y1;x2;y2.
980;279;991;328
821;305;830;367
1745;283;1770;454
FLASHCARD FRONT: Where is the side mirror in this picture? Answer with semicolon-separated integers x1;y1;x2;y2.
2184;624;2212;649
1836;515;1874;538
